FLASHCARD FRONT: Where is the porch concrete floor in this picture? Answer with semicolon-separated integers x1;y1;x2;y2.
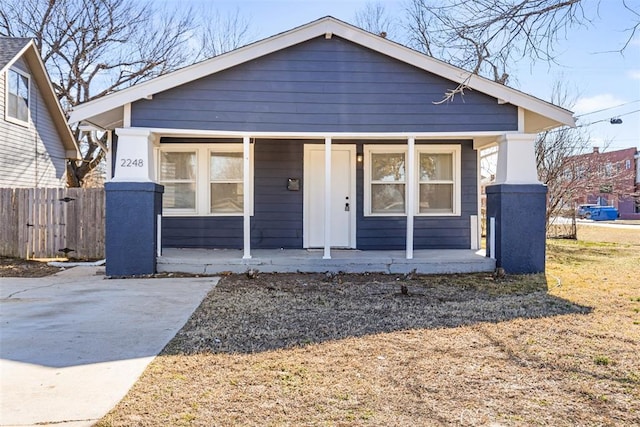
157;248;495;275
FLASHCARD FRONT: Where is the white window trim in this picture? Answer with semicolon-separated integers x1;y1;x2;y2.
364;145;408;216
157;146;199;216
5;67;31;127
364;144;461;217
415;145;461;216
157;143;254;217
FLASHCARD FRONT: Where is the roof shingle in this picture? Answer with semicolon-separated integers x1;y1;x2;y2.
0;37;32;70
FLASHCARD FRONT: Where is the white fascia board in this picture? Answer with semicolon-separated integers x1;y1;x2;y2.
69;16;575;130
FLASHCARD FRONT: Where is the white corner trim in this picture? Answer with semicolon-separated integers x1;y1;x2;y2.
68;17;575;130
123;103;131;127
518;107;525;132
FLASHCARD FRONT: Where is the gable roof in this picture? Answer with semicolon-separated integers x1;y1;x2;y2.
69;16;575;132
0;37;80;159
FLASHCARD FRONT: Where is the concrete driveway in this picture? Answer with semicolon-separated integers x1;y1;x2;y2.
0;267;217;427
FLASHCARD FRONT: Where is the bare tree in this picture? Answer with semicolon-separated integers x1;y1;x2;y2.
0;0;196;187
403;0;639;100
198;7;253;59
535;80;592;236
354;1;395;38
1;0;252;187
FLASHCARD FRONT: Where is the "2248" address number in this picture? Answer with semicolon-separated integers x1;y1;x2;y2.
120;158;144;167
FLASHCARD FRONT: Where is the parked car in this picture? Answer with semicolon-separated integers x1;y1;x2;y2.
577;204;599;219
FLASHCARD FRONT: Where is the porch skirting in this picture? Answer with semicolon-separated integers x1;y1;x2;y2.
157;248;495;275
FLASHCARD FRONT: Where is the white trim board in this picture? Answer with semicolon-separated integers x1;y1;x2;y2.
69;17;575;131
124;127;515;140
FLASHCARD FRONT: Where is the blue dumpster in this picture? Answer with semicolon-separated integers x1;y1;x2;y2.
590;206;618;221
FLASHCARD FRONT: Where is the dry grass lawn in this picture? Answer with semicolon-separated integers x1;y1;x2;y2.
98;226;640;426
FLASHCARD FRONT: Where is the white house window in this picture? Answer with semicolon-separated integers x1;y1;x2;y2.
158;143;253;216
210;151;244;214
366;148;407;215
159;151;197;211
6;68;30;124
418;151;455;214
364;144;461;216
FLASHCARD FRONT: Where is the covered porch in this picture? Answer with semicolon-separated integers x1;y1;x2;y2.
157;248;495;275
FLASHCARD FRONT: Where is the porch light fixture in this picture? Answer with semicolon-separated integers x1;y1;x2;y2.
356;154;363;163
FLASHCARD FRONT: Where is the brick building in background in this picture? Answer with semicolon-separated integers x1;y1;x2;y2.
566;146;640;219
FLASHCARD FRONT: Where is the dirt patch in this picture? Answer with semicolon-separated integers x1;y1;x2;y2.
0;257;63;277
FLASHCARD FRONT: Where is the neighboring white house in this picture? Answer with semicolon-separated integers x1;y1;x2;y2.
0;37;79;187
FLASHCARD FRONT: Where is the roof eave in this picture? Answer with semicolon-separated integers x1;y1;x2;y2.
69;16;575;132
18;42;80;158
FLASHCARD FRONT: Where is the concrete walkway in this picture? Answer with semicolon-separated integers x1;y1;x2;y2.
0;267;218;427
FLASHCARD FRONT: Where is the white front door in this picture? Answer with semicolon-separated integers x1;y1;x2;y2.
304;144;356;248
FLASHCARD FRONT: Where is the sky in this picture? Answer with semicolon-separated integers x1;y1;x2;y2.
166;0;640;152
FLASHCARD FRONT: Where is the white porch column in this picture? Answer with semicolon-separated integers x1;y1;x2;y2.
494;133;541;184
323;137;332;260
406;137;415;259
112;128;156;182
105;130;113;181
242;136;251;259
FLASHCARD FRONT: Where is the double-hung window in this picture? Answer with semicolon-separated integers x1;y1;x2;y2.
366;147;407;215
364;144;461;216
6;68;30;124
210;151;244;214
159;151;197;213
158;143;253;216
417;147;459;214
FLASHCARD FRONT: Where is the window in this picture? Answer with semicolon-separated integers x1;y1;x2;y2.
369;151;406;214
210;151;243;214
158;144;253;216
364;144;461;216
159;151;197;212
6;68;29;124
625;159;632;170
418;151;455;214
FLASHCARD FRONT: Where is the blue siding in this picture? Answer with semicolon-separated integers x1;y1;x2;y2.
162;139;476;250
132;36;517;132
251;139;303;248
162;139;304;249
353;140;476;250
162;217;243;249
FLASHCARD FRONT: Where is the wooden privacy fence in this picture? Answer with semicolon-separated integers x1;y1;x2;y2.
0;188;105;259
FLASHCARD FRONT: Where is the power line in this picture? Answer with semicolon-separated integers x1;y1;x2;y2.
575;99;640;117
576;108;640;127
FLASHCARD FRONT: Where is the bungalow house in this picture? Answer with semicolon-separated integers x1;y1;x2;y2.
0;37;79;187
69;17;575;276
